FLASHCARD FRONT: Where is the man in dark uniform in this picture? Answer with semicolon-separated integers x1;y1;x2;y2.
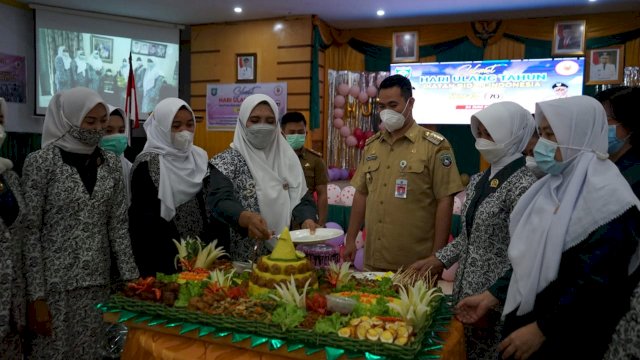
281;112;329;226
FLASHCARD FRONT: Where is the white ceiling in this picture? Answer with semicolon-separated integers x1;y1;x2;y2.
22;0;640;28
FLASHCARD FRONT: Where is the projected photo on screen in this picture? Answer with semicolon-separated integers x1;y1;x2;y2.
36;28;179;115
390;58;584;125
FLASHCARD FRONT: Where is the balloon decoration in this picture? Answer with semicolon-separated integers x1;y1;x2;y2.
337;83;350;96
357;92;369;104
353;246;365;271
327;70;389;173
345;136;358;147
327;184;341;205
340;186;356;206
366;85;378;98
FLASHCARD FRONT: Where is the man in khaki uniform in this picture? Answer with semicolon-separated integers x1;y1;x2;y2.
343;75;463;271
281;112;329;225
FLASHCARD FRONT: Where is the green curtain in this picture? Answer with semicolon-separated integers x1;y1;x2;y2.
347;38;391;72
311;27;330;129
431;38;484;62
0;133;42;176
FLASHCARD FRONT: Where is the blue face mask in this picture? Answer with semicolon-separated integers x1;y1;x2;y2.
533;137;569;175
608;125;627;154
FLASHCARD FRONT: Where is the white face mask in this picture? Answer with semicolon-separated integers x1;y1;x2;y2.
525;155;546;179
246;124;276;150
171;130;193;150
475;138;506;164
379;99;410;132
0;125;6;147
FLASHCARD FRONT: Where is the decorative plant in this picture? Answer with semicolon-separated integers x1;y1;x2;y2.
173;237;227;271
269;276;311;309
387;280;443;332
326;261;353;288
208;269;235;288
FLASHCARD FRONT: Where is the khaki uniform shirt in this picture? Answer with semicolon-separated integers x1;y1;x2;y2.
298;148;328;194
351;122;464;270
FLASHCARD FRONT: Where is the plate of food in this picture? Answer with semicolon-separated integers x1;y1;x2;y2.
352;271;393;280
289;228;344;244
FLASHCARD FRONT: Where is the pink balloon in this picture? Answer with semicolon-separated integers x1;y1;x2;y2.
337;83;350;96
366;85;378;98
345;135;358;147
333;118;344;129
358;92;369;104
354;248;365;271
349;85;360;98
333;108;344;118
340;126;351;137
334;95;346;108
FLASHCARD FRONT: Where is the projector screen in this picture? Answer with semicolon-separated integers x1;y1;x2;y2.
35;8;180;116
391;58;585;125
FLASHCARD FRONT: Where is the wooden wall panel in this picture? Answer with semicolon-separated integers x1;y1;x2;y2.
191;16;314;157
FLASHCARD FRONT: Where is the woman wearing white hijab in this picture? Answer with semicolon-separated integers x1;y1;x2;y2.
458;96;640;359
87;50;103;91
0;98;26;359
71;49;89;88
100;105;132;203
129;98;217;276
54;46;72;92
208;94;318;261
420;101;537;359
21;87;139;359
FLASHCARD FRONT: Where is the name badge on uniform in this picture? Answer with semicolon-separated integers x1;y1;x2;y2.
395;179;408;199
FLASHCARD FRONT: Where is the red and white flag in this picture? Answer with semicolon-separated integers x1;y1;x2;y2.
124;53;140;129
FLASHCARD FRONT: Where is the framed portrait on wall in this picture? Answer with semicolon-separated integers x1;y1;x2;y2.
91;35;114;63
392;31;418;63
552;20;586;56
236;53;257;83
586;45;624;85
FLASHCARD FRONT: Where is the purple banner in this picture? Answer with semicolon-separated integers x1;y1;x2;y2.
0;53;26;103
206;83;287;130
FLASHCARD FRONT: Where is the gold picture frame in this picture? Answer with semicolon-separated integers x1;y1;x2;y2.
392;31;419;63
236;53;257;83
552;20;586;56
586;45;625;85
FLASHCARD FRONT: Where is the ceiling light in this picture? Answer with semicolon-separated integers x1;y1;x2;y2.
234;7;242;13
273;22;283;31
588;0;596;2
377;9;385;16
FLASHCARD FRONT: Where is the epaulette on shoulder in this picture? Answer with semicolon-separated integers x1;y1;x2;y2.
423;130;444;145
306;148;323;157
365;131;382;146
